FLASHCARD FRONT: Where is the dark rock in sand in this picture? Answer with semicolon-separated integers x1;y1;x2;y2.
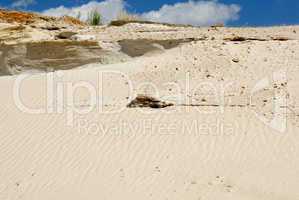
127;95;174;109
56;31;77;39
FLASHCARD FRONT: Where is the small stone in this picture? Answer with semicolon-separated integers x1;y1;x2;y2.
232;58;239;63
271;36;290;41
42;26;60;31
56;31;77;39
224;36;246;42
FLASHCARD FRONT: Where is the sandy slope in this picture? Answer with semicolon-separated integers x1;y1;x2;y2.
0;22;299;200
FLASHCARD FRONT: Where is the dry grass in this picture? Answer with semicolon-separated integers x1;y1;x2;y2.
116;11;140;22
60;16;86;26
109;19;194;28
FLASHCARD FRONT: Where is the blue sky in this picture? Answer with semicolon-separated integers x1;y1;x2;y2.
130;0;299;26
2;0;299;26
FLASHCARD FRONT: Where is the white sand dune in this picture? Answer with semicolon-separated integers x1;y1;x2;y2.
0;20;299;199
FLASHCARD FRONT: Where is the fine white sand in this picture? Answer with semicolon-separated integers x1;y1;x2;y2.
0;23;299;200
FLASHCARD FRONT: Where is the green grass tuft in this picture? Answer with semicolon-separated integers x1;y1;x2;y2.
88;10;102;26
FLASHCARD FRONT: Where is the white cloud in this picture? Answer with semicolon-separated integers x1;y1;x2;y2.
12;0;36;8
141;0;241;26
42;0;241;26
42;0;126;23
